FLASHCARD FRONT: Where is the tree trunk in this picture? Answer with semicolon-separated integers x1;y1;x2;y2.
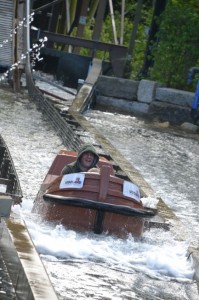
140;0;167;78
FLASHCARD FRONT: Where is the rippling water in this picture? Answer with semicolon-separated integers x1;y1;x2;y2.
84;111;199;239
0;87;198;299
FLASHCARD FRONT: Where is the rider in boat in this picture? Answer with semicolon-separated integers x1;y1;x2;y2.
61;144;99;175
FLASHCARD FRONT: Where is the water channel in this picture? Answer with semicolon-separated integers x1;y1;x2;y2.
0;86;198;299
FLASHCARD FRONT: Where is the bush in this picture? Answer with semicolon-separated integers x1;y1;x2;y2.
150;0;199;91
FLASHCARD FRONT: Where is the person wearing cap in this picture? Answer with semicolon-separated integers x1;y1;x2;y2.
61;144;99;175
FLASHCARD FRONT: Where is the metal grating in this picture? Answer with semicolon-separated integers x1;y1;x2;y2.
26;66;83;151
0;0;14;67
0;135;23;203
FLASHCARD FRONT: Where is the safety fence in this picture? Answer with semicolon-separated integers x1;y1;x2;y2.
25;64;83;152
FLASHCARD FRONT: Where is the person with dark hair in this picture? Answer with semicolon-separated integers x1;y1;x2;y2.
61;144;99;175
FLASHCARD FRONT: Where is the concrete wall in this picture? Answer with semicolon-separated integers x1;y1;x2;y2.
95;76;195;125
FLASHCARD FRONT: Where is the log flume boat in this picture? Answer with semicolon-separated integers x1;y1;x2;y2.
0;134;23;214
32;149;156;237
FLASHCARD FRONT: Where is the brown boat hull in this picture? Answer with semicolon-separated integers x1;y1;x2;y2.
32;150;155;238
33;198;144;237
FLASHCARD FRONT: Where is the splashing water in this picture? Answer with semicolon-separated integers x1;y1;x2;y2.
0;12;47;83
0;84;197;299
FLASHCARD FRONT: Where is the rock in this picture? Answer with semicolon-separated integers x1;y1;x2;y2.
137;79;157;104
153;121;170;128
181;122;199;132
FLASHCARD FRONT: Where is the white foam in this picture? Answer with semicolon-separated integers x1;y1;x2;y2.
26;219;194;282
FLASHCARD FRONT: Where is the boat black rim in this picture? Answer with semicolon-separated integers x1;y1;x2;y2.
43;194;156;218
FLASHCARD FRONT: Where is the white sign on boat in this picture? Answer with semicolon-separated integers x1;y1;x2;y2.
60;173;85;189
123;181;141;202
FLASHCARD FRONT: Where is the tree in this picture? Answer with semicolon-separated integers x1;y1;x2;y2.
150;0;199;90
140;0;167;78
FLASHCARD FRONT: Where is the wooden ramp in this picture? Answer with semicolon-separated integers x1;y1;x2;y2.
0;133;58;299
0;213;58;300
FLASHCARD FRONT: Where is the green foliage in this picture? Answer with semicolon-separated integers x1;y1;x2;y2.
99;2;152;78
66;0;199;90
149;0;199;90
69;1;153;80
77;1;152;77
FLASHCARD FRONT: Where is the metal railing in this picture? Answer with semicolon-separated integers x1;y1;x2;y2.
0;135;23;203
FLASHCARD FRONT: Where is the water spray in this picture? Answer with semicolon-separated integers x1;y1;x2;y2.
0;11;47;84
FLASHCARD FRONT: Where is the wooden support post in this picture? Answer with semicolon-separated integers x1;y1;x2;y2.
120;0;125;45
47;3;61;48
92;0;107;41
108;0;118;45
73;0;90;54
124;0;143;78
66;0;71;33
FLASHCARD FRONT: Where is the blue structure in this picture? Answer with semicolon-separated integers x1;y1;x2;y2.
188;67;199;124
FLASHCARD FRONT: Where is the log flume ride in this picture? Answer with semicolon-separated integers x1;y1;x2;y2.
0;134;23;212
32;150;157;238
